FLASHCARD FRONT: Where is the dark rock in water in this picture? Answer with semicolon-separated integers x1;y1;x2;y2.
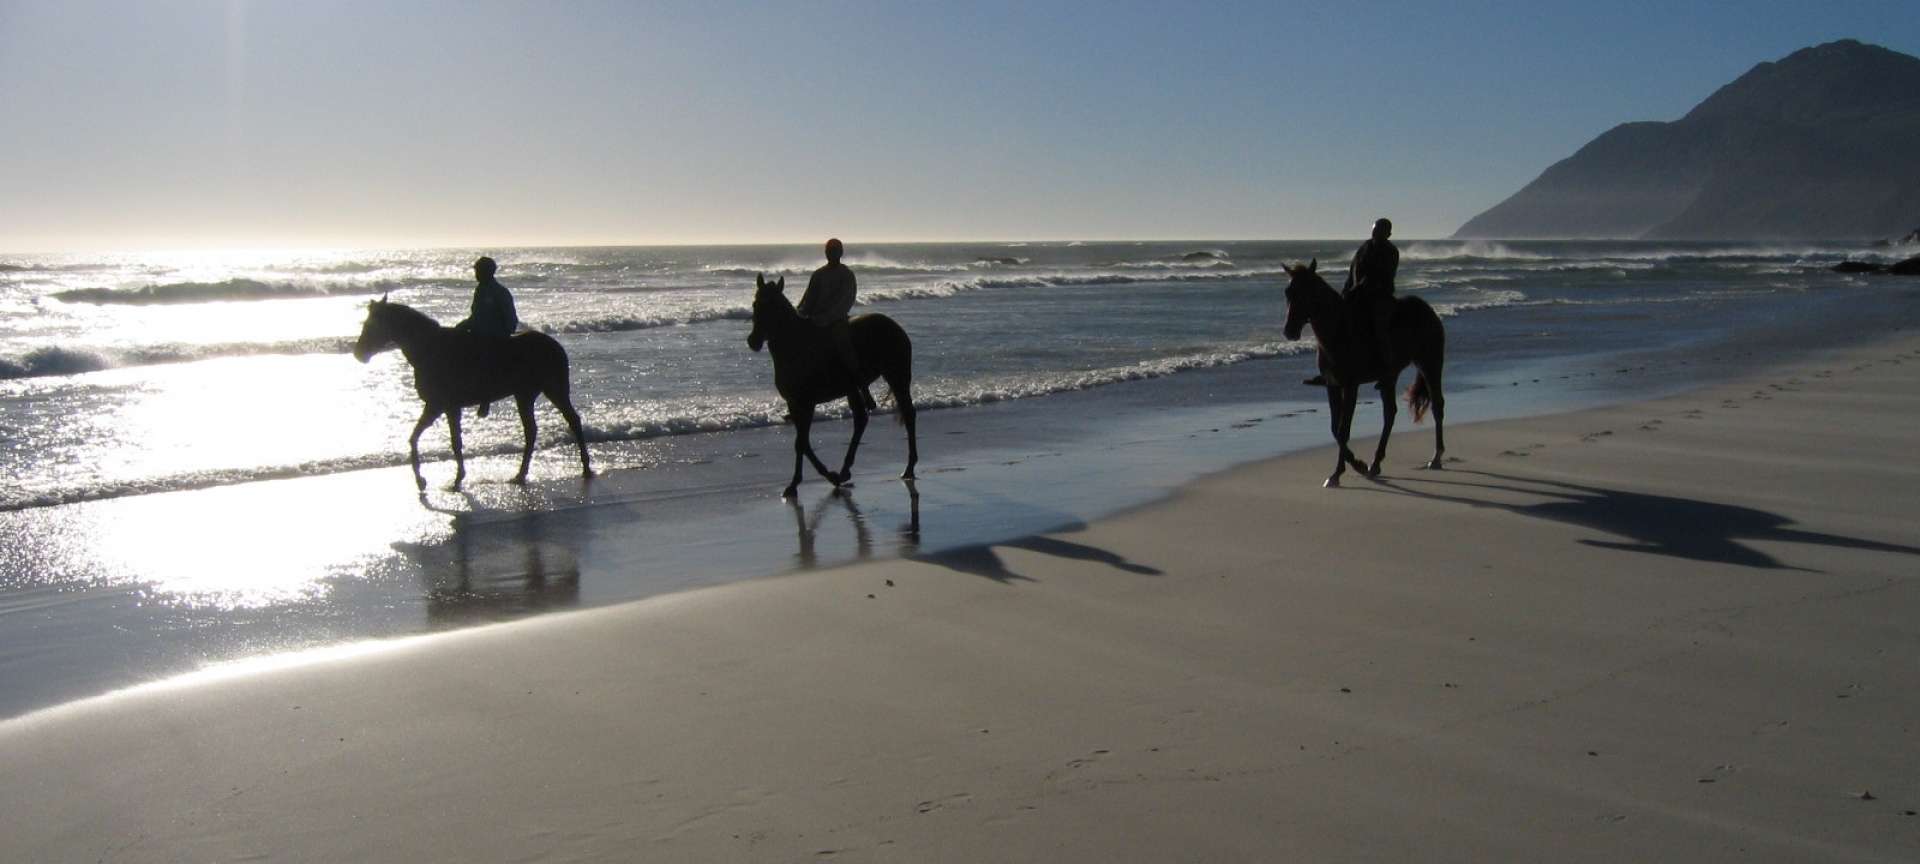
1456;39;1920;240
1900;228;1920;245
1834;255;1920;275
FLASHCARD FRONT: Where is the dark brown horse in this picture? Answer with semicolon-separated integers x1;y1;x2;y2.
747;273;918;498
353;298;592;490
1281;259;1446;487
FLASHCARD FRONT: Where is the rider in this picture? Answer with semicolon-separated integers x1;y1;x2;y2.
1306;218;1399;386
455;255;519;416
796;238;877;410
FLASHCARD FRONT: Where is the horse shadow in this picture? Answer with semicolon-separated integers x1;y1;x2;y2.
1368;469;1920;572
789;481;1159;583
396;493;582;626
923;533;1163;584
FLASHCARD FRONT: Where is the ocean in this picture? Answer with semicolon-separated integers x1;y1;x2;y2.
3;239;1917;716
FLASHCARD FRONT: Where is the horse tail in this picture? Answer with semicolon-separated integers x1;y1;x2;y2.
1407;371;1431;423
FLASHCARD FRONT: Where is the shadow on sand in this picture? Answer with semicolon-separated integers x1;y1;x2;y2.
786;478;1161;583
1366;469;1920;571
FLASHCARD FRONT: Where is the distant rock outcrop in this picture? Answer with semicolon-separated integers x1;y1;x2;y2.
1456;40;1920;241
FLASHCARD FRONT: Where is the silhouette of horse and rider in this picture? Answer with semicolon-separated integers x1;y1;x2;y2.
352;256;590;491
354;223;1432;495
1282;218;1447;487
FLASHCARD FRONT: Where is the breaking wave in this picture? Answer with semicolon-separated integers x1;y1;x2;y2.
51;278;420;306
0;338;354;380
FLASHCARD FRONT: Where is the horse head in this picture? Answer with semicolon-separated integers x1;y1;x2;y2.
1280;258;1330;341
352;293;396;363
747;272;789;353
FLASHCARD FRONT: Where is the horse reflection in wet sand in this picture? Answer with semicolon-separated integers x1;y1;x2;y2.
353;298;592;490
1281;259;1446;487
748;273;919;498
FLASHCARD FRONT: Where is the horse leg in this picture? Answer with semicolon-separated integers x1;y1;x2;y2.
836;395;869;485
1369;370;1401;477
896;383;918;480
786;406;808;498
512;393;538;484
547;389;593;478
787;405;839;496
446;407;467;489
1424;365;1447;470
1325;385;1354;488
408;405;442;491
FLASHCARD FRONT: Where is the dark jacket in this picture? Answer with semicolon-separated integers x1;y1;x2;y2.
1342;238;1399;300
461;277;519;338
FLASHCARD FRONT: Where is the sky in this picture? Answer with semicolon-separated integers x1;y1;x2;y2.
3;1;1918;252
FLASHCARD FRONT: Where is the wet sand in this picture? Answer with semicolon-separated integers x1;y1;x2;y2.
4;333;1920;861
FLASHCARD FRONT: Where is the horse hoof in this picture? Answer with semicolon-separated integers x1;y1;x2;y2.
900;469;916;480
510;474;528;486
1324;476;1342;488
1366;465;1382;478
782;485;799;499
1425;459;1445;470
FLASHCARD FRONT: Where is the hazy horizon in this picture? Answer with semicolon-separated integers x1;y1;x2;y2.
4;1;1918;254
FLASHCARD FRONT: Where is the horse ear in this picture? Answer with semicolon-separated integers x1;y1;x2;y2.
776;276;786;291
756;272;765;290
1308;257;1317;272
1280;261;1294;277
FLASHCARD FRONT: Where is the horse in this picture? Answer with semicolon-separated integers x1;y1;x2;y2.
747;273;918;498
1280;258;1446;487
352;298;592;490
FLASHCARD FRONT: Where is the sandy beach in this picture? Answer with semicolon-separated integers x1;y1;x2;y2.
4;329;1919;862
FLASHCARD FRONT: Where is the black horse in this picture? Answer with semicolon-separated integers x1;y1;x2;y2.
1281;259;1446;487
747;273;918;498
352;298;592;490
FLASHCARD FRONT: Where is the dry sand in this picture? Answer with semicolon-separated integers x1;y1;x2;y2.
4;334;1918;862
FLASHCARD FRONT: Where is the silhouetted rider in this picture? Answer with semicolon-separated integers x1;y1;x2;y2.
1307;218;1399;386
796;238;876;410
455;255;519;416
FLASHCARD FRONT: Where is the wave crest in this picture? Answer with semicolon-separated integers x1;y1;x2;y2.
52;278;403;306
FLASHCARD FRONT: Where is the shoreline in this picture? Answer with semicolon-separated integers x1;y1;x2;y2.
1;301;1913;721
3;326;1918;859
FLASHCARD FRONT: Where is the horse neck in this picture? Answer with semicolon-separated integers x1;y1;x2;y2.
1302;280;1351;344
762;298;813;356
383;308;451;365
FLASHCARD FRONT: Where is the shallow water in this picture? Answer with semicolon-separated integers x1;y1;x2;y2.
3;239;1918;717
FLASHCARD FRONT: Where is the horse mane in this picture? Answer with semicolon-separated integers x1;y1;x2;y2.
1291;264;1338;301
373;300;446;332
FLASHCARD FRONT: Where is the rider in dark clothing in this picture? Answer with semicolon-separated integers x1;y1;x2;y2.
1305;218;1399;385
796;238;877;410
1343;217;1399;367
456;256;519;416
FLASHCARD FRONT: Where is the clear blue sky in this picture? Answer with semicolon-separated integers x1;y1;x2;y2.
3;1;1916;251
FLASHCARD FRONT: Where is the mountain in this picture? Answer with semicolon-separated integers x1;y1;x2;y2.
1455;40;1920;241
